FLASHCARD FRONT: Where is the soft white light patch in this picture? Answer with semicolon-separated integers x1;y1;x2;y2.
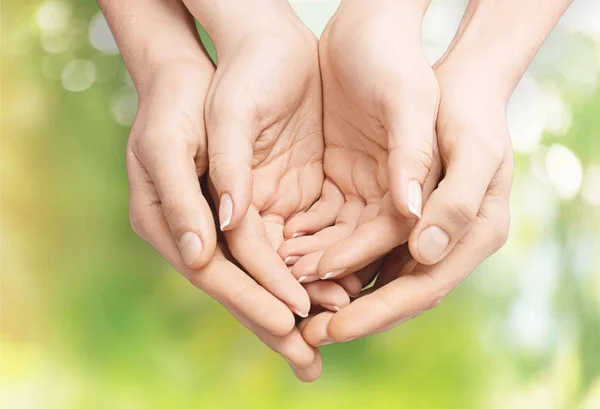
582;165;600;206
36;0;71;32
61;59;96;92
545;144;583;200
111;89;138;126
89;12;119;54
508;74;546;154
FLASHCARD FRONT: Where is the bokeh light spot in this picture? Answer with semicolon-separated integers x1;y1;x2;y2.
582;165;600;206
110;89;138;126
88;12;119;54
545;144;583;200
61;59;97;92
35;0;72;32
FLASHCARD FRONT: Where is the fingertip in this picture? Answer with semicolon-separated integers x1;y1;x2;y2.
289;351;323;383
178;231;217;270
336;274;362;298
260;301;297;337
409;223;450;265
218;192;234;231
390;176;422;221
326;311;355;343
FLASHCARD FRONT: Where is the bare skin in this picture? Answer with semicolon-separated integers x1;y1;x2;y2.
298;0;572;346
279;1;441;283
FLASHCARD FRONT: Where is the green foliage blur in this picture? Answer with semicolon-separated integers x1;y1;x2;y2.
2;1;599;408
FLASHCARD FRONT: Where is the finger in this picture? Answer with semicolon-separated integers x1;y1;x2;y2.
279;232;342;264
291;251;325;283
279;201;362;262
287;349;323;383
327;187;511;342
304;281;350;312
317;195;413;280
335;274;363;298
385;83;438;220
131;138;216;270
226;207;310;317
128;182;295;336
206;109;254;231
283;201;365;279
300;312;335;347
409;133;506;265
284;179;344;239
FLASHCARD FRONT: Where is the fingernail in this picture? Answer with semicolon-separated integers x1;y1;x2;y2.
317;339;334;347
418;226;450;263
344;337;356;343
407;180;422;218
322;268;345;280
178;232;203;266
322;304;340;312
298;275;318;284
291;232;306;239
219;193;233;231
284;255;300;266
293;309;308;318
350;289;361;298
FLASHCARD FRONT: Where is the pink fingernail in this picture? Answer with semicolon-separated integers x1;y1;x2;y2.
291;232;306;239
322;304;341;312
418;226;450;263
219;193;233;231
284;255;300;266
178;232;203;267
322;268;345;280
298;275;318;284
407;180;422;218
292;309;308;318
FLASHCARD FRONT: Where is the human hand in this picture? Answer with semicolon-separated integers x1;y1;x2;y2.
278;0;441;285
310;67;514;342
181;0;329;317
100;0;347;381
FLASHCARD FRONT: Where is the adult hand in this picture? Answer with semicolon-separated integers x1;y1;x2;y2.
182;0;327;317
100;0;344;381
278;0;441;284
302;0;573;344
101;0;218;272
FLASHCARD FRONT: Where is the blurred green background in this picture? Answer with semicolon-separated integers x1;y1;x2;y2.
2;0;600;408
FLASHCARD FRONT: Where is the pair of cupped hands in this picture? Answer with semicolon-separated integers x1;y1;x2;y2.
116;0;515;381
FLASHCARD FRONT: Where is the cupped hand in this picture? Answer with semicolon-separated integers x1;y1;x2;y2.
300;52;514;345
181;1;327;317
279;1;441;285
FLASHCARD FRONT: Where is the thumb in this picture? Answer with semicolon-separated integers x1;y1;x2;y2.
207;115;254;231
386;98;438;220
130;139;217;270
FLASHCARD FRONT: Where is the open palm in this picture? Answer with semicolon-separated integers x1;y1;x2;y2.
279;4;441;285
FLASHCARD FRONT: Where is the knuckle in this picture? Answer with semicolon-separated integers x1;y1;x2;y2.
407;139;434;176
160;195;186;230
444;195;479;228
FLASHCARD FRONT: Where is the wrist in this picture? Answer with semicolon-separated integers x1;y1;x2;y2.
184;0;307;54
436;0;572;101
136;56;214;102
